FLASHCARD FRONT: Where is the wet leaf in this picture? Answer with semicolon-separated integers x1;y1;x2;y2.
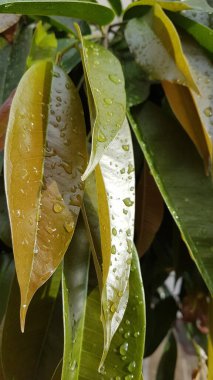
4;61;87;330
1;268;63;380
96;118;135;367
156;332;177;380
135;162;164;257
0;25;32;104
0;0;115;26
27;21;57;68
125;5;198;92
62;245;145;379
129;102;213;296
0;13;20;33
163;34;213;172
76;25;126;180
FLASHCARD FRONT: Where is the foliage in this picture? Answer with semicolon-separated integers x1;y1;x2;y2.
0;0;213;379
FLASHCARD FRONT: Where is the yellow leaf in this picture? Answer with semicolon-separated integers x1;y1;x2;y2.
4;61;87;331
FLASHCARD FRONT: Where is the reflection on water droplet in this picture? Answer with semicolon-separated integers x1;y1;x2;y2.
109;74;121;84
98;130;106;142
120;342;128;355
123;198;134;207
128;164;134;174
56;115;61;122
16;209;21;217
33;247;39;254
56;96;62;102
64;220;74;233
111;245;116;254
104;97;113;105
122;144;129;151
124;331;130;339
120;168;125;174
204;107;212;117
134;331;140;338
66;82;71;89
70;360;77;371
128;361;136;373
110;303;116;313
112;227;117;236
22;304;27;308
125;375;134;380
125;319;130;326
53;203;64;213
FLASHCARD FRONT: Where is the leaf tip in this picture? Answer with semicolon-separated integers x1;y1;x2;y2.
20;303;28;333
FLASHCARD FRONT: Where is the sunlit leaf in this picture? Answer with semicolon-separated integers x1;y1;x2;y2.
135;161;164;257
0;13;20;33
0;0;115;26
1;268;63;380
4;61;87;330
125;5;198;92
129;102;213;296
76;25;126;180
0;25;32;104
62;245;145;379
156;331;177;380
163;34;213;172
27;21;57;68
95;118;135;366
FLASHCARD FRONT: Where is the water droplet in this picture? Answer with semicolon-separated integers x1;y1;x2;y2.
53;203;64;213
104;97;113;105
123;198;134;207
124;331;130;339
128;361;136;373
120;342;128;355
115;377;121;380
109;74;121;84
125;375;134;380
118;291;123;297
112;227;117;236
122;144;129;151
134;331;140;338
122;356;127;361
56;115;61;122
33;246;39;254
111;245;116;254
204;107;212;117
56;96;62;102
120;168;125;174
128;164;134;174
110;303;116;313
70;360;77;371
98;130;106;142
22;304;27;308
64;220;74;233
66;82;71;89
16;209;21;217
125;319;130;326
123;209;128;215
60;161;72;174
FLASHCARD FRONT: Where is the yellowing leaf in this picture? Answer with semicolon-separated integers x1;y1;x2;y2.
96;118;135;367
125;4;198;92
4;61;87;331
76;25;126;180
163;35;213;173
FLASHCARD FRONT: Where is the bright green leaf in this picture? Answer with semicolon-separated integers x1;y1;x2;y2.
76;25;126;180
0;0;115;26
4;61;87;330
125;5;198;92
27;21;58;68
128;102;213;296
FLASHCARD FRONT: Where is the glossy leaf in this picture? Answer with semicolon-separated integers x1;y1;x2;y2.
0;25;32;104
124;0;213;20
62;246;145;379
1;268;63;380
135;162;164;257
156;332;177;380
76;26;126;180
4;61;87;330
125;5;198;92
0;0;115;26
27;21;57;68
61;216;90;379
0;14;20;32
129;102;213;296
96;118;135;366
163;35;213;172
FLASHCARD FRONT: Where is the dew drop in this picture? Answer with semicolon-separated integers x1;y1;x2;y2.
53;71;60;78
134;331;140;338
64;220;74;233
53;203;64;213
128;361;136;373
98;130;106;142
70;360;77;371
111;245;116;254
125;375;134;380
110;303;116;313
123;209;128;215
33;247;39;254
16;209;21;217
109;74;121;84
125;319;130;326
122;356;127;361
56;115;61;122
204;106;212;117
112;227;117;236
56;96;62;102
65;82;71;89
127;163;134;174
44;147;56;157
104;97;113;105
124;331;130;339
120;342;128;355
123;198;134;207
115;377;121;380
120;168;125;174
126;229;131;237
22;304;27;308
122;144;129;151
118;291;123;297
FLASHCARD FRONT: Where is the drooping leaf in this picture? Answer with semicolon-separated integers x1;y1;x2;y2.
129;102;213;295
0;13;20;33
4;61;87;330
163;34;213;172
62;245;145;379
135;161;164;257
96;118;135;366
0;25;32;104
0;0;115;26
124;0;213;21
1;268;63;380
168;11;213;55
76;25;126;180
27;21;57;68
208;299;213;380
61;216;90;379
0;89;15;151
125;5;198;92
156;331;177;380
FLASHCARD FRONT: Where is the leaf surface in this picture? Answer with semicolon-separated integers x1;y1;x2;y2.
125;5;198;92
0;0;115;26
4;61;87;330
76;26;126;180
129;102;213;296
107;0;122;16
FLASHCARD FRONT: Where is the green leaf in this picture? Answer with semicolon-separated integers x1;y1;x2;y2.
128;102;213;296
107;0;122;16
0;0;115;26
62;245;145;379
4;61;87;330
168;11;213;55
0;25;33;104
76;26;126;180
27;21;58;68
125;5;198;92
95;118;135;367
61;216;90;379
156;332;177;380
57;38;81;74
0;14;20;32
1;268;63;380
